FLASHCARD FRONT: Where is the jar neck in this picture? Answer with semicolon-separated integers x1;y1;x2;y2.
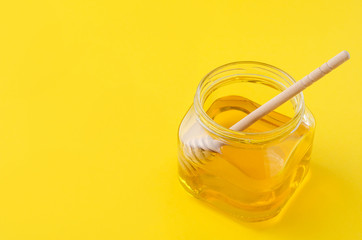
194;61;305;143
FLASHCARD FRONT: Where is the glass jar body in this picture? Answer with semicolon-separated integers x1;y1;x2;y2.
177;62;315;222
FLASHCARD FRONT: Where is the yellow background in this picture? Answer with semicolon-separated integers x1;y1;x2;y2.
0;0;361;239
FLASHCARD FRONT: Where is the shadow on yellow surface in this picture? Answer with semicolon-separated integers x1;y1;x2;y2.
187;161;359;238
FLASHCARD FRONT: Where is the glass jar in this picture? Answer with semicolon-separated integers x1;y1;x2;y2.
177;61;315;222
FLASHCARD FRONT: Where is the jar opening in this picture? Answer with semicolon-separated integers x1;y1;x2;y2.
194;61;305;143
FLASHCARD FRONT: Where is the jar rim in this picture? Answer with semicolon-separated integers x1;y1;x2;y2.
194;61;305;143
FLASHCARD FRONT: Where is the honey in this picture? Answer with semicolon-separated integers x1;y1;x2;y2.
179;95;314;220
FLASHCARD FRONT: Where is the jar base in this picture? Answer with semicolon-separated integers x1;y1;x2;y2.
179;168;311;222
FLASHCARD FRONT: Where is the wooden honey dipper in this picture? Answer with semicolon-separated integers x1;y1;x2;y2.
183;51;350;161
